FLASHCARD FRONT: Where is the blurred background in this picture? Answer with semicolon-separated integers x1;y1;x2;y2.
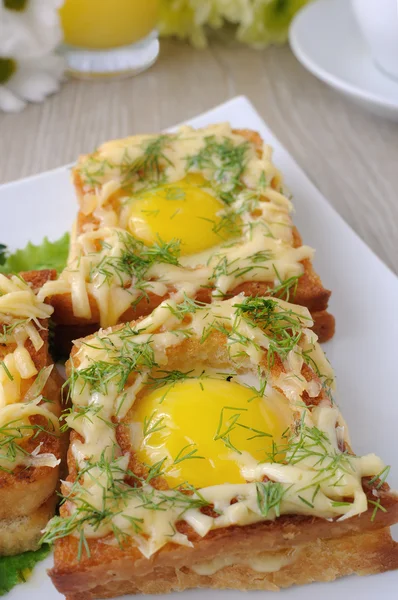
0;0;397;273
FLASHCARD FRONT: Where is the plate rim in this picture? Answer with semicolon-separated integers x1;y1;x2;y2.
289;0;398;112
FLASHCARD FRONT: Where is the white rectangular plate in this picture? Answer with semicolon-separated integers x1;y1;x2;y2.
2;96;398;600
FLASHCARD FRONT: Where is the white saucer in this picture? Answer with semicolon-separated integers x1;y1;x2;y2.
289;0;398;120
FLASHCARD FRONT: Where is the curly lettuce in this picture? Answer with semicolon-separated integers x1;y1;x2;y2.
0;545;51;596
0;233;69;275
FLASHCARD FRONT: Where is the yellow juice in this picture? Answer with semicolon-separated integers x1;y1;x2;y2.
60;0;159;49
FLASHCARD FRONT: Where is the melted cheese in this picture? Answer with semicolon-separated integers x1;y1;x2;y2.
39;124;314;327
191;549;297;575
0;274;53;321
58;295;386;559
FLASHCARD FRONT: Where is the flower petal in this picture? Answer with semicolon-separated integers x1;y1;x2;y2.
0;0;63;58
7;66;61;102
0;84;26;112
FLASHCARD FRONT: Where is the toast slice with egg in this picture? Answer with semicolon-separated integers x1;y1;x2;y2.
0;271;63;556
39;124;334;343
45;295;397;598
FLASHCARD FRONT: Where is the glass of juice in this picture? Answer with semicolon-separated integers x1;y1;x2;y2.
59;0;159;79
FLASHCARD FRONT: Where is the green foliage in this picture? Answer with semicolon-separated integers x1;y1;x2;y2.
0;545;51;595
159;0;312;48
0;233;69;275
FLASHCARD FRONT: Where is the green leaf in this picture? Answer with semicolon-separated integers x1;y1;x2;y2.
0;233;70;275
0;544;51;595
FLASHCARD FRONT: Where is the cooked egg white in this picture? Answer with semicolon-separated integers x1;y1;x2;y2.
127;174;236;256
131;377;292;488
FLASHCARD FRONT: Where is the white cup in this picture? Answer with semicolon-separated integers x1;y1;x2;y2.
351;0;398;80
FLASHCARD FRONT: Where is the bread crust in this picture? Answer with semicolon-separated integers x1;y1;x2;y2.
0;495;57;556
51;523;398;599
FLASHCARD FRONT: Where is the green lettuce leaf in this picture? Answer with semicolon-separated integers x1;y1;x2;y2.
0;233;70;275
0;545;51;595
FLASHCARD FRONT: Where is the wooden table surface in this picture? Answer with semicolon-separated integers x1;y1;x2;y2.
0;41;397;274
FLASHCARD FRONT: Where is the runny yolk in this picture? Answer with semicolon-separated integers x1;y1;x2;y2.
128;174;234;256
130;378;291;489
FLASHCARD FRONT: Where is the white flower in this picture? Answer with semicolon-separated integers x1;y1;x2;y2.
0;54;65;112
0;0;64;58
0;0;66;112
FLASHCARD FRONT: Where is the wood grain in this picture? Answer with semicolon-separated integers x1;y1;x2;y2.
0;42;397;273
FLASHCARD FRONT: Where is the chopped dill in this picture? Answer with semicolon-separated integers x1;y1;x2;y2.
165;294;207;319
256;481;287;517
0;417;58;472
142;411;166;437
147;369;197;402
69;337;156;397
119;134;176;189
173;443;205;464
89;230;181;293
211;250;274;282
213;405;271;454
186;136;249;203
368;465;391;490
0;319;27;344
298;495;314;509
369;499;387;522
0;360;13;381
233;296;308;366
78;155;116;188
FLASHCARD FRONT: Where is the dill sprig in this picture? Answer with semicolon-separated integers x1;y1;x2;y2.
270;266;301;302
173;443;205;464
89;230;181;293
256;481;287;517
234;296;309;366
165;295;208;320
119;134;176;189
147;369;196;391
266;412;354;490
211;250;274;283
142;411;166;437
70;336;156;397
0;318;27;344
146;369;199;403
186;136;249;204
78;155;116;188
0;417;58;472
368;465;391;490
214;405;272;454
61;404;116;433
368;499;387;522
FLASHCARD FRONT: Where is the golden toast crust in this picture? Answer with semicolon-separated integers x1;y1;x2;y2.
51;527;398;599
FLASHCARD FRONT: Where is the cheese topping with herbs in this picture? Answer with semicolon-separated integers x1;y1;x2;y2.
42;295;388;560
0;275;59;471
39;124;313;327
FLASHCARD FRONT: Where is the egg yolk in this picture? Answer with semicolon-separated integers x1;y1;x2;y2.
128;174;233;256
131;378;290;488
